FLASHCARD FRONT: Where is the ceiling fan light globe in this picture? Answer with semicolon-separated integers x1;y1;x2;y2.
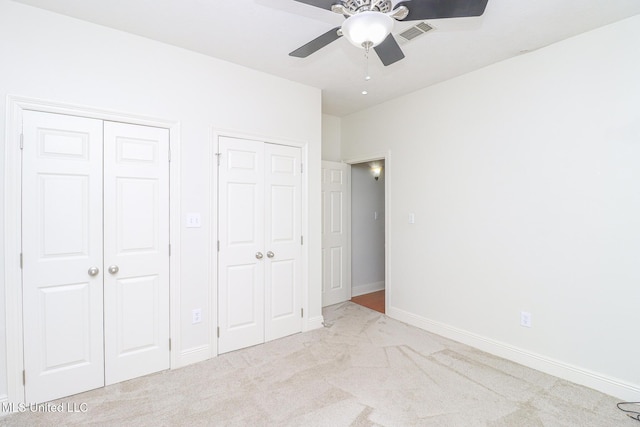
341;11;394;49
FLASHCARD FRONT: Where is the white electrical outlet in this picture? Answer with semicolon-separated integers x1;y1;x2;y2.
192;308;202;324
520;311;532;328
409;213;415;224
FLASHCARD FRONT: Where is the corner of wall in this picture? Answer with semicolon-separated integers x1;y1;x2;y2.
321;114;342;162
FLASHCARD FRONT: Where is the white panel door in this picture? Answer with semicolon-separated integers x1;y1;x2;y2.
321;161;351;307
103;122;170;385
218;136;265;354
22;111;105;403
264;144;302;341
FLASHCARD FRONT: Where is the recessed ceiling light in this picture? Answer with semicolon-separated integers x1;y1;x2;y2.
362;90;368;95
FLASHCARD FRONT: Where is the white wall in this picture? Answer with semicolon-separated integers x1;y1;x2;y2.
341;15;640;400
351;163;385;296
0;0;322;400
321;114;342;161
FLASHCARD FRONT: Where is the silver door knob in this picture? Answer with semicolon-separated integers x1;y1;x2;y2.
266;251;275;258
108;265;119;275
88;266;100;276
255;252;263;259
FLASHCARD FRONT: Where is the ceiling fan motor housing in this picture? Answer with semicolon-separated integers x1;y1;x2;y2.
342;0;393;14
290;0;489;66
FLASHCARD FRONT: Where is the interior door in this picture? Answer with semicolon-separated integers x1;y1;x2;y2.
264;144;302;341
22;111;171;403
218;136;265;354
217;137;302;354
103;122;170;385
22;111;105;403
321;161;351;307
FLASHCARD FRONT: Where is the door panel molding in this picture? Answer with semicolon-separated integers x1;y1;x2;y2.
3;96;181;405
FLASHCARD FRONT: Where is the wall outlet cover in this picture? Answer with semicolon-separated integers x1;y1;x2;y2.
192;308;202;324
520;311;532;328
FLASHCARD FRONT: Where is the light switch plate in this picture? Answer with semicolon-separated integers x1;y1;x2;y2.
186;213;201;228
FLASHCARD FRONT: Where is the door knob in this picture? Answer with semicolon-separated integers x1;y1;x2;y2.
266;251;275;258
108;265;119;275
88;266;100;276
255;252;264;259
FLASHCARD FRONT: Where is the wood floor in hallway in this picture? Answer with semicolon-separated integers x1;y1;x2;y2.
351;290;385;314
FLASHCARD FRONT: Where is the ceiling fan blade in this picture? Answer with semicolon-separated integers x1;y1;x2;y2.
374;34;405;66
289;27;342;58
293;0;339;11
395;0;489;20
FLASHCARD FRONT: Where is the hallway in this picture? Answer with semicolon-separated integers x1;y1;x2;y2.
351;290;385;314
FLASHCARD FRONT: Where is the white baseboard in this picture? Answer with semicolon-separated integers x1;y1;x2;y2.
387;306;640;401
305;315;325;331
351;281;385;297
176;345;212;368
176;317;326;367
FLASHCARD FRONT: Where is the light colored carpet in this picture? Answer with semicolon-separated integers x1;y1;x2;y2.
1;302;633;426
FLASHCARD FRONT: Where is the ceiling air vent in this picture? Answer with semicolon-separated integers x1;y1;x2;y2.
397;21;434;43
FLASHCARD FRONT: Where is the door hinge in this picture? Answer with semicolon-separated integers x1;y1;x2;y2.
19;253;23;269
168;148;171;162
19;134;24;150
217;240;220;252
300;236;303;245
300;163;304;174
22;370;25;385
301;308;304;318
217;327;220;338
215;152;221;166
169;338;172;351
169;243;171;256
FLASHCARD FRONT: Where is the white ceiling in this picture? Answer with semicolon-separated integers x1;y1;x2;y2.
11;0;640;116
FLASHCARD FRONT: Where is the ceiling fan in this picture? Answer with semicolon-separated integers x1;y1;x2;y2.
289;0;489;66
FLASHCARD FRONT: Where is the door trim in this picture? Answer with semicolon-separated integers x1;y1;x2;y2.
210;129;310;357
3;95;182;404
344;151;391;314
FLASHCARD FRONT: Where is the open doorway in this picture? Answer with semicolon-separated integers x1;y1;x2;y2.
350;161;385;313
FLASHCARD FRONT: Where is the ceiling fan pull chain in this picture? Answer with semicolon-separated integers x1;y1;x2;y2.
362;47;371;95
365;46;370;80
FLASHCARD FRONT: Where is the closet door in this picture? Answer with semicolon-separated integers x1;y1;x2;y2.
103;122;170;385
217;137;303;354
22;111;105;403
22;112;171;403
264;144;302;341
218;136;265;354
